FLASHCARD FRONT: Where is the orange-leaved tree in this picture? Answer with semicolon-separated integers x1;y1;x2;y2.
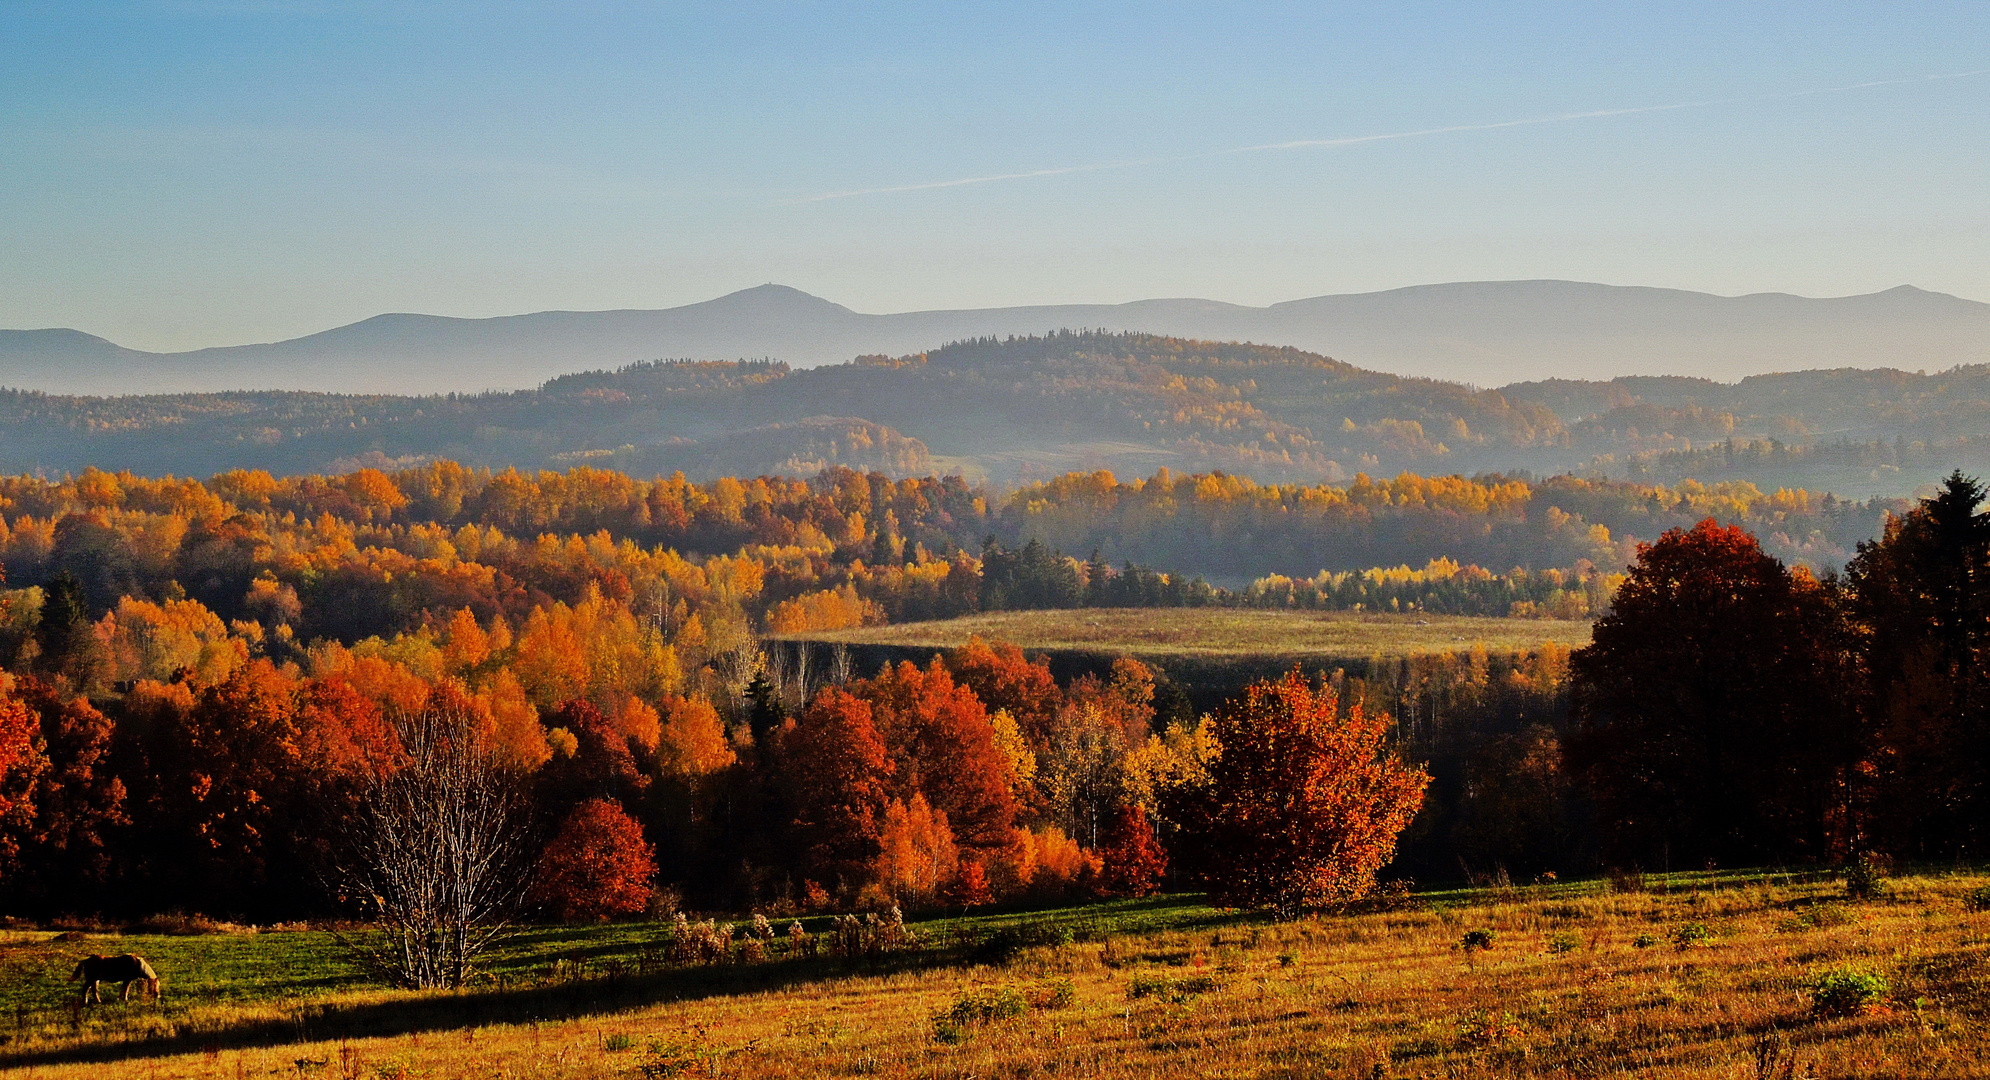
872;792;957;905
531;797;657;921
0;676;46;869
1206;670;1427;911
945;637;1064;750
850;659;1017;855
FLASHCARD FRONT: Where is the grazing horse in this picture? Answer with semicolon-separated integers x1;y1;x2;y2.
70;953;161;1004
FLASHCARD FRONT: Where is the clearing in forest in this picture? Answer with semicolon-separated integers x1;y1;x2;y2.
789;607;1590;662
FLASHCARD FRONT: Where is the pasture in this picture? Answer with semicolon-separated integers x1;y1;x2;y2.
790;608;1590;661
1;867;1986;1078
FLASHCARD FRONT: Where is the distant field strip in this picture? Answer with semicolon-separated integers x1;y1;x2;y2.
791;608;1590;659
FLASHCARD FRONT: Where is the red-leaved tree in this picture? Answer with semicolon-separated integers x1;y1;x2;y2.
782;687;894;882
850;659;1018;855
531;797;657;921
1097;803;1168;898
1206;670;1428;911
1569;519;1858;866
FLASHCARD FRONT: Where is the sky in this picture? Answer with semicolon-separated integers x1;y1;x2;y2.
2;1;1988;352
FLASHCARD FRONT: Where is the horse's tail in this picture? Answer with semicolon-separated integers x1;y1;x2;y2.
69;957;89;982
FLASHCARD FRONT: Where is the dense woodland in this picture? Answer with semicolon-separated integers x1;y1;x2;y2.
0;454;1967;923
1566;473;1990;868
7;332;1990;498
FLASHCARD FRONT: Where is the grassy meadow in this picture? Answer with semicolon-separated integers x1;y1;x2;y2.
3;868;1988;1078
788;608;1590;663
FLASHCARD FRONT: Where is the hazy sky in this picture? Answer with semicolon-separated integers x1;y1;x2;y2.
3;1;1988;351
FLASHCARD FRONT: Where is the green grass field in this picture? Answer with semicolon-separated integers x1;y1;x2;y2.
5;868;1990;1077
790;607;1590;661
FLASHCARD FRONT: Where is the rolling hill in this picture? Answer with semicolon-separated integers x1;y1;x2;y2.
3;330;1989;500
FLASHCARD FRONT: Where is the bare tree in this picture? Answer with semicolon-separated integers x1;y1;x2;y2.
329;706;530;989
786;640;814;712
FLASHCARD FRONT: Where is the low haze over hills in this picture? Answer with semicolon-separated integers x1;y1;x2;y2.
4;280;1988;395
5;330;1989;500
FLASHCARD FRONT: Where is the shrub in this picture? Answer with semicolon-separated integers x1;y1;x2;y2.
1608;868;1647;894
933;986;1027;1042
1632;933;1658;949
670;914;734;965
976;919;1076;964
126;911;226;935
1670;922;1712;950
1458;1010;1523;1048
932;980;1070;1043
1810;967;1889;1017
1027;977;1075;1010
1546;932;1581;954
1778;904;1855;933
1964;885;1990;913
637;1035;705;1079
827;907;914;959
530;798;656;921
1460;928;1497;952
1844;852;1892;901
1128;973;1219;1003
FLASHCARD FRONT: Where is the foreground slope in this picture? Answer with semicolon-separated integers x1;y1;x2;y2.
2;872;1985;1077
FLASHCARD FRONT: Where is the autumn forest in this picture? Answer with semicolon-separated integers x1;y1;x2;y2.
0;442;1975;929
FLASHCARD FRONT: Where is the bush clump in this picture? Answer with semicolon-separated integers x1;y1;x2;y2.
975;920;1076;964
1964;885;1990;913
1810;967;1889;1017
1844;852;1892;901
932;979;1072;1043
1458;1009;1523;1048
1127;973;1220;1004
1460;928;1497;952
1670;922;1712;950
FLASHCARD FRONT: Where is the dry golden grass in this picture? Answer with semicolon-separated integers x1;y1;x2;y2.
790;608;1590;662
5;870;1989;1078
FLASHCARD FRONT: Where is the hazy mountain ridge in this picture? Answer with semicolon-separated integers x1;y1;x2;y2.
5;280;1987;395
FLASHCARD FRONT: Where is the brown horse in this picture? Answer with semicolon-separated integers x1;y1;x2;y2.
70;953;161;1004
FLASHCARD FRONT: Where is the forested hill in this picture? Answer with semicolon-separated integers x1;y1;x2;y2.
3;331;1989;497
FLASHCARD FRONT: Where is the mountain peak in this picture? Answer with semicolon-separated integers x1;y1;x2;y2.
696;284;855;317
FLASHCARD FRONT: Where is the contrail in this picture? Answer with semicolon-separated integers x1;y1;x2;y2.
797;67;1990;203
800;158;1170;202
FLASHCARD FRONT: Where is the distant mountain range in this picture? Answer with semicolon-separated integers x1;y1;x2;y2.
6;281;1988;395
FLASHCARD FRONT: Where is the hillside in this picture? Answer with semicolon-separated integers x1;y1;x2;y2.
4;330;1989;496
5;875;1984;1079
5;280;1988;395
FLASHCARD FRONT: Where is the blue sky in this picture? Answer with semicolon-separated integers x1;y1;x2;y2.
3;1;1987;351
